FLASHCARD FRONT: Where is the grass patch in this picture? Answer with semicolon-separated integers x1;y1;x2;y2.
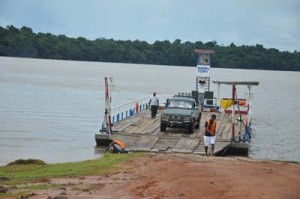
0;152;143;185
0;191;31;198
276;160;300;164
23;184;51;190
0;183;65;198
7;159;46;166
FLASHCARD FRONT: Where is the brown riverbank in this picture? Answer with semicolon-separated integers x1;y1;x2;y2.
4;153;300;199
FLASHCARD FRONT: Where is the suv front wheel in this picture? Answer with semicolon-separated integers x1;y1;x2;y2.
195;113;201;129
160;123;167;132
187;124;194;134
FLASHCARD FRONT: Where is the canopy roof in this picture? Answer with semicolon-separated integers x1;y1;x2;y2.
213;81;259;86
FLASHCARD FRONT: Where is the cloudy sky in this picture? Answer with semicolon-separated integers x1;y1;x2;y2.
0;0;299;52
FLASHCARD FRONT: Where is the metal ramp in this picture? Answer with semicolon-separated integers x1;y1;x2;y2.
151;136;179;152
171;138;199;153
130;135;158;151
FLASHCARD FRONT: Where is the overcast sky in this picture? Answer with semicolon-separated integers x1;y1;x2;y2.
0;0;299;52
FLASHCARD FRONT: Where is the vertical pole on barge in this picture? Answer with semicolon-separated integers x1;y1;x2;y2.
231;84;236;143
247;85;252;126
217;83;220;108
104;77;112;138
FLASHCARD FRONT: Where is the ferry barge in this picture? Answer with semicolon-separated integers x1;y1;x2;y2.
95;50;259;156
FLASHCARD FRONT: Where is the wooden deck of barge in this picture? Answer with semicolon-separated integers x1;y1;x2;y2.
95;109;249;156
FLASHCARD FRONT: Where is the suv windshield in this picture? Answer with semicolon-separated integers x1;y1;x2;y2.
168;100;194;109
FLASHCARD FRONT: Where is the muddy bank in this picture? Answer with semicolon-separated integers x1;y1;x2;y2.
4;153;300;199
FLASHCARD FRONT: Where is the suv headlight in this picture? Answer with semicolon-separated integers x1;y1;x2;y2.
161;114;169;120
184;116;192;121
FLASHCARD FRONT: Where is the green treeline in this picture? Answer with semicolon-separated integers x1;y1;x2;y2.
0;25;299;71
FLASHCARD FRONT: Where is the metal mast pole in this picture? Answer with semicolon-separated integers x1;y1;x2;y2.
231;84;236;143
217;83;220;108
104;77;112;138
247;85;252;126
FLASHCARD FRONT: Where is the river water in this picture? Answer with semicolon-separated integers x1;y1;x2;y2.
0;57;299;165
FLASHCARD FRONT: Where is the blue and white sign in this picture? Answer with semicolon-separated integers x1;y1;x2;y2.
196;65;210;77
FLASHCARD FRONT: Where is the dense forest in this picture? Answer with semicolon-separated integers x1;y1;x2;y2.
0;25;299;71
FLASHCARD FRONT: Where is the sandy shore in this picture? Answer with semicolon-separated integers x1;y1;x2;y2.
6;153;300;199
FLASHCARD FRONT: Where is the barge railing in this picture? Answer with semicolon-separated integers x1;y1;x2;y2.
111;95;172;124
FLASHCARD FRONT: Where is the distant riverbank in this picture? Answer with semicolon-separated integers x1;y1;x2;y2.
1;25;300;71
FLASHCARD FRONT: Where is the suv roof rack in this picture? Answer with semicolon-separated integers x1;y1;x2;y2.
172;93;198;104
173;92;193;98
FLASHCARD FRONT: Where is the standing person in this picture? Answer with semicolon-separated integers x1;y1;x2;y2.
149;92;159;118
204;114;217;156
